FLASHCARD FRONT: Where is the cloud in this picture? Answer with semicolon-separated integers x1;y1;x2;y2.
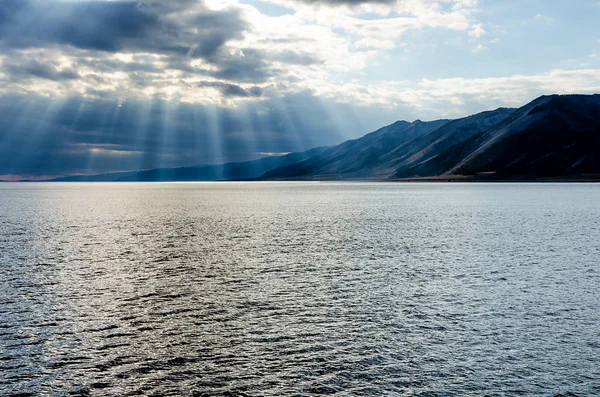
210;49;273;82
291;0;395;5
0;0;257;95
0;0;488;104
258;151;292;156
197;81;264;97
393;69;600;116
297;0;394;3
270;50;322;66
0;0;342;102
0;0;161;52
532;13;554;24
303;68;600;117
468;24;485;38
0;0;246;58
3;57;80;81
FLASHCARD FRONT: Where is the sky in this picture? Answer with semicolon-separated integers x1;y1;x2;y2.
1;0;599;179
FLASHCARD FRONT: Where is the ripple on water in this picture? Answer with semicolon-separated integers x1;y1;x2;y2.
0;182;599;396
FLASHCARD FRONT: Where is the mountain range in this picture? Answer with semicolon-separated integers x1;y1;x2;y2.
51;94;600;182
51;147;327;182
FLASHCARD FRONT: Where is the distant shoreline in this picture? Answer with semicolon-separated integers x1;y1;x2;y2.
392;174;600;183
4;174;600;183
260;173;600;183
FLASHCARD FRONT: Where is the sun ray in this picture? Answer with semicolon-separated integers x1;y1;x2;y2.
204;103;225;180
7;96;69;178
265;87;312;155
234;101;263;178
0;96;36;150
82;98;127;176
134;98;157;174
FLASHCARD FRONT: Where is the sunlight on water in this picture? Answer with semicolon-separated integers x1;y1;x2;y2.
1;182;599;396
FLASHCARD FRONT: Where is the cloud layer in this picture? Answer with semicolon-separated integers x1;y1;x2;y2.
0;0;487;103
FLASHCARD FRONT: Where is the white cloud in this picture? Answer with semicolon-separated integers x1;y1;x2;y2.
468;24;486;38
307;68;600;118
394;69;600;116
252;0;480;52
0;0;487;106
3;0;598;121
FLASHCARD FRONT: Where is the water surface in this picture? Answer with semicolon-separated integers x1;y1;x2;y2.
1;182;599;396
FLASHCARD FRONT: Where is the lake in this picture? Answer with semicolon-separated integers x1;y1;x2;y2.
1;182;599;396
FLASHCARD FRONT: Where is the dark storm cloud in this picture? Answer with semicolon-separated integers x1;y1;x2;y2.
3;58;80;81
188;9;250;59
0;0;322;87
0;0;246;58
167;48;274;83
197;81;263;98
0;0;336;90
211;49;273;83
77;57;160;74
137;0;200;14
0;0;159;52
248;86;264;97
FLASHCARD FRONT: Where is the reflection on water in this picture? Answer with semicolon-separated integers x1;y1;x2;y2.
1;182;599;396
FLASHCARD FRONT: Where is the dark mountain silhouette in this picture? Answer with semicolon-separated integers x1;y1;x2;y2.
262;107;515;180
261;118;450;179
367;107;515;178
262;94;600;181
448;94;600;178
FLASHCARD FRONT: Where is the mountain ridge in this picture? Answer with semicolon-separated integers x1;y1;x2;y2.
263;94;600;181
45;94;600;182
260;118;451;180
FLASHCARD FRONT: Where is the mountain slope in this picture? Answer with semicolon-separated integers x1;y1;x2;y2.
261;119;450;179
262;108;517;180
264;94;600;181
376;107;516;178
447;94;600;178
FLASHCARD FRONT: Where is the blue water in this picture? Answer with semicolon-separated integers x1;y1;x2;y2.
1;182;599;396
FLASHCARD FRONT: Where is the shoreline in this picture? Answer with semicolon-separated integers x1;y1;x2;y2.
4;174;600;183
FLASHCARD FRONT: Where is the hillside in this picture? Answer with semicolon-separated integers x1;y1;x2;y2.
448;95;600;178
261;119;450;179
262;94;600;181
